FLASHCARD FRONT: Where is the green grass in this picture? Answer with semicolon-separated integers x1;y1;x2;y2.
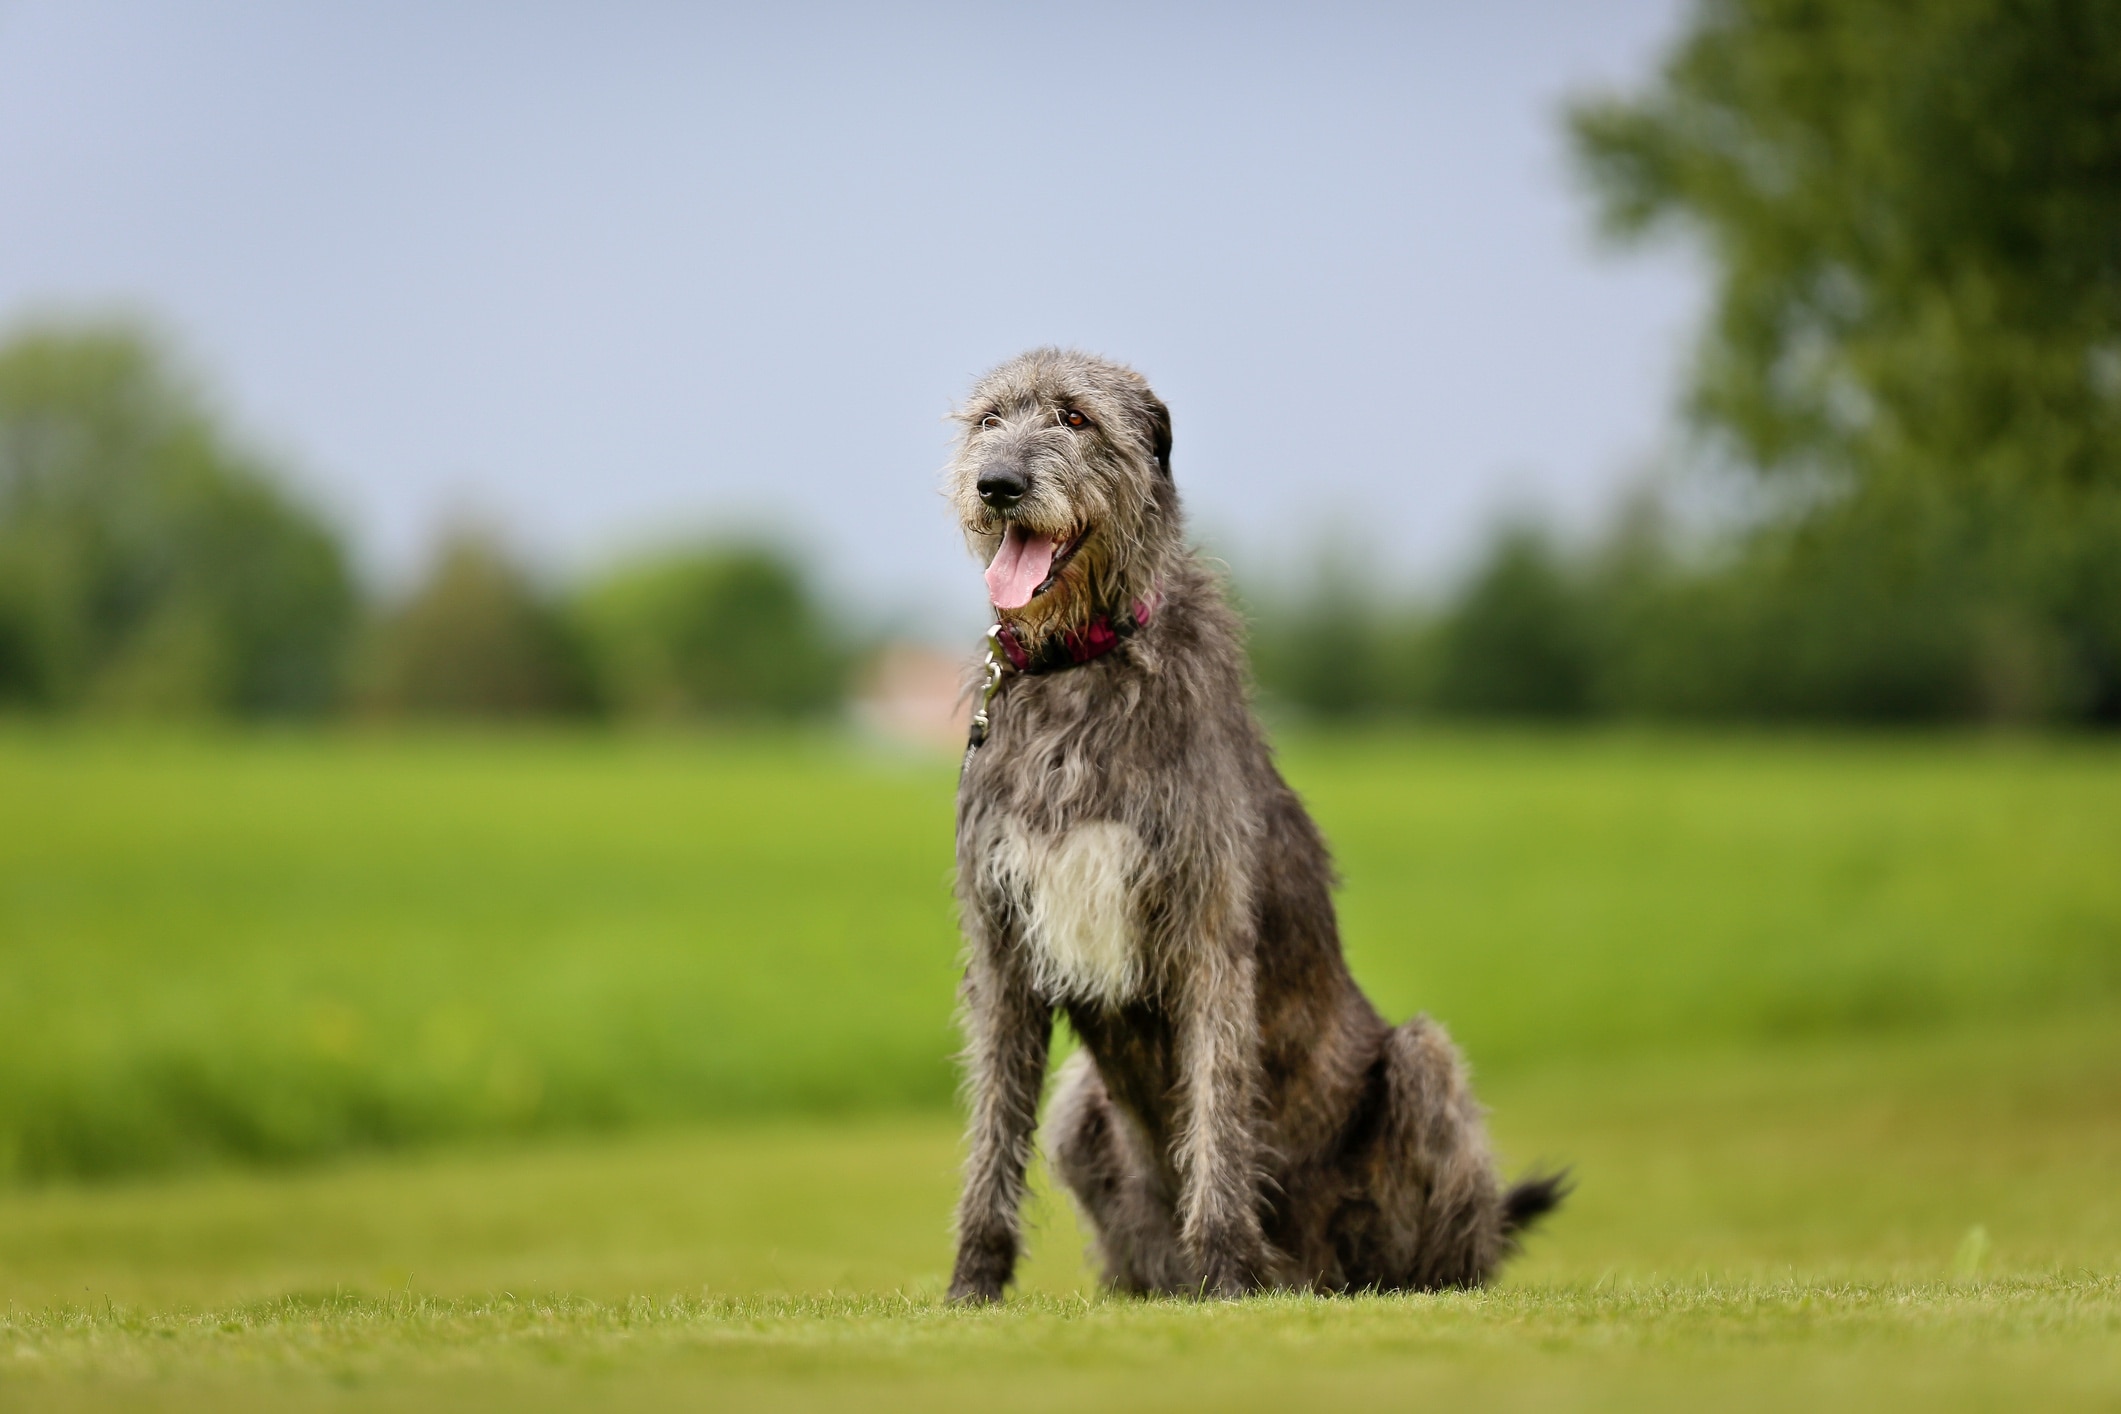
0;730;964;1180
3;1016;2119;1409
4;727;2121;1406
3;727;2118;1180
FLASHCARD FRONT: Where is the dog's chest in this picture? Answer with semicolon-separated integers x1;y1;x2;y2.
988;818;1147;1006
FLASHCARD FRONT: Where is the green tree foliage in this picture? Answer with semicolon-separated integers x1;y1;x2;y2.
358;532;593;718
1248;528;1600;722
0;322;355;715
1247;530;1602;722
1433;526;1594;718
1247;509;2046;724
1243;559;1434;719
1570;0;2121;721
571;545;842;720
1571;0;2121;494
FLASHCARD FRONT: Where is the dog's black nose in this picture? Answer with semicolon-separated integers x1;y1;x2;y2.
976;467;1028;509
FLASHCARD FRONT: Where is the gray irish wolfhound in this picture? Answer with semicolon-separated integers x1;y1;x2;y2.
943;348;1562;1302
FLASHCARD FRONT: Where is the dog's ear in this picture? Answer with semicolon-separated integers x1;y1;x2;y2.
1142;394;1173;480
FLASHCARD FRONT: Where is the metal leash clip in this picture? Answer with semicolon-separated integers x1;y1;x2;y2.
967;623;1006;749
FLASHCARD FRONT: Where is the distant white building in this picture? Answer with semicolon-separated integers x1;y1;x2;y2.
853;642;972;753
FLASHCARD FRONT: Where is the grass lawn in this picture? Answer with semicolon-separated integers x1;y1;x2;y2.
2;728;2119;1406
4;728;2119;1179
4;1015;2120;1409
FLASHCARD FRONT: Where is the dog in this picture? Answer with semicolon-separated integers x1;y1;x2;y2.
943;348;1562;1302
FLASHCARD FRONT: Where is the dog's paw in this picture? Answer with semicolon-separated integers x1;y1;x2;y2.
947;1235;1015;1306
946;1277;1005;1306
1194;1249;1267;1301
1199;1271;1262;1301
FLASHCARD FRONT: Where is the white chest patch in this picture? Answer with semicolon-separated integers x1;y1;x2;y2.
990;819;1147;1006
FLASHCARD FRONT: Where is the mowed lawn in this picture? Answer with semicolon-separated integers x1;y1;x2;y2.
4;1018;2119;1411
2;728;2119;1408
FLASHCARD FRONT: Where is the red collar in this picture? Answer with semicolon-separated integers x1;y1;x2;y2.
993;592;1159;675
966;589;1162;752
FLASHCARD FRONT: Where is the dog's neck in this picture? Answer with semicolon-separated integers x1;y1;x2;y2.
993;590;1160;675
967;586;1162;751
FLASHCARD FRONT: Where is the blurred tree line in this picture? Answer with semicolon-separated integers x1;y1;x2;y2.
8;0;2119;730
0;321;843;723
351;531;841;720
1257;0;2121;727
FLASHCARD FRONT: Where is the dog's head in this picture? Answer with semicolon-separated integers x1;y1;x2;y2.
946;348;1179;634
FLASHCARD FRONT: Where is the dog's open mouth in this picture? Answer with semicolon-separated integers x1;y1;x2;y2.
984;523;1086;610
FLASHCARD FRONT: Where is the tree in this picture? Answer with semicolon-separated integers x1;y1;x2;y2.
0;322;355;715
1242;549;1436;719
357;531;593;719
1571;0;2121;718
1433;525;1594;718
1573;0;2121;493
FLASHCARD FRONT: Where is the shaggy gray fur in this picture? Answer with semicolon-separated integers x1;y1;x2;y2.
943;348;1562;1302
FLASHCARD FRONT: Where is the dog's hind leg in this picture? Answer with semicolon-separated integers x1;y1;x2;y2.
1046;1051;1188;1295
1354;1015;1513;1291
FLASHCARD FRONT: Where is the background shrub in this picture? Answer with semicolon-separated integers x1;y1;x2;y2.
571;544;843;721
356;531;595;719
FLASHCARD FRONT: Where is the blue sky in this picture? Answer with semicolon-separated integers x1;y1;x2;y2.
0;1;1698;633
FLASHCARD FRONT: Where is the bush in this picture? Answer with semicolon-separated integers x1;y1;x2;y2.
571;544;843;720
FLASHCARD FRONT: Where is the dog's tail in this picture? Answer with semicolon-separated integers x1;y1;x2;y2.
1500;1167;1572;1239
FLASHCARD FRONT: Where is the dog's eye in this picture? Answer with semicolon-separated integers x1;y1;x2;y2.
1059;409;1088;429
979;414;1003;430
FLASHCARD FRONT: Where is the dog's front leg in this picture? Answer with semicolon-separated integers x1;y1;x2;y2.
948;912;1052;1304
1175;944;1268;1297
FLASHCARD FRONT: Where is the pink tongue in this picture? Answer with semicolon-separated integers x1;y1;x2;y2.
984;523;1058;609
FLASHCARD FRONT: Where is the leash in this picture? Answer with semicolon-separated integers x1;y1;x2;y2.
968;624;1008;749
